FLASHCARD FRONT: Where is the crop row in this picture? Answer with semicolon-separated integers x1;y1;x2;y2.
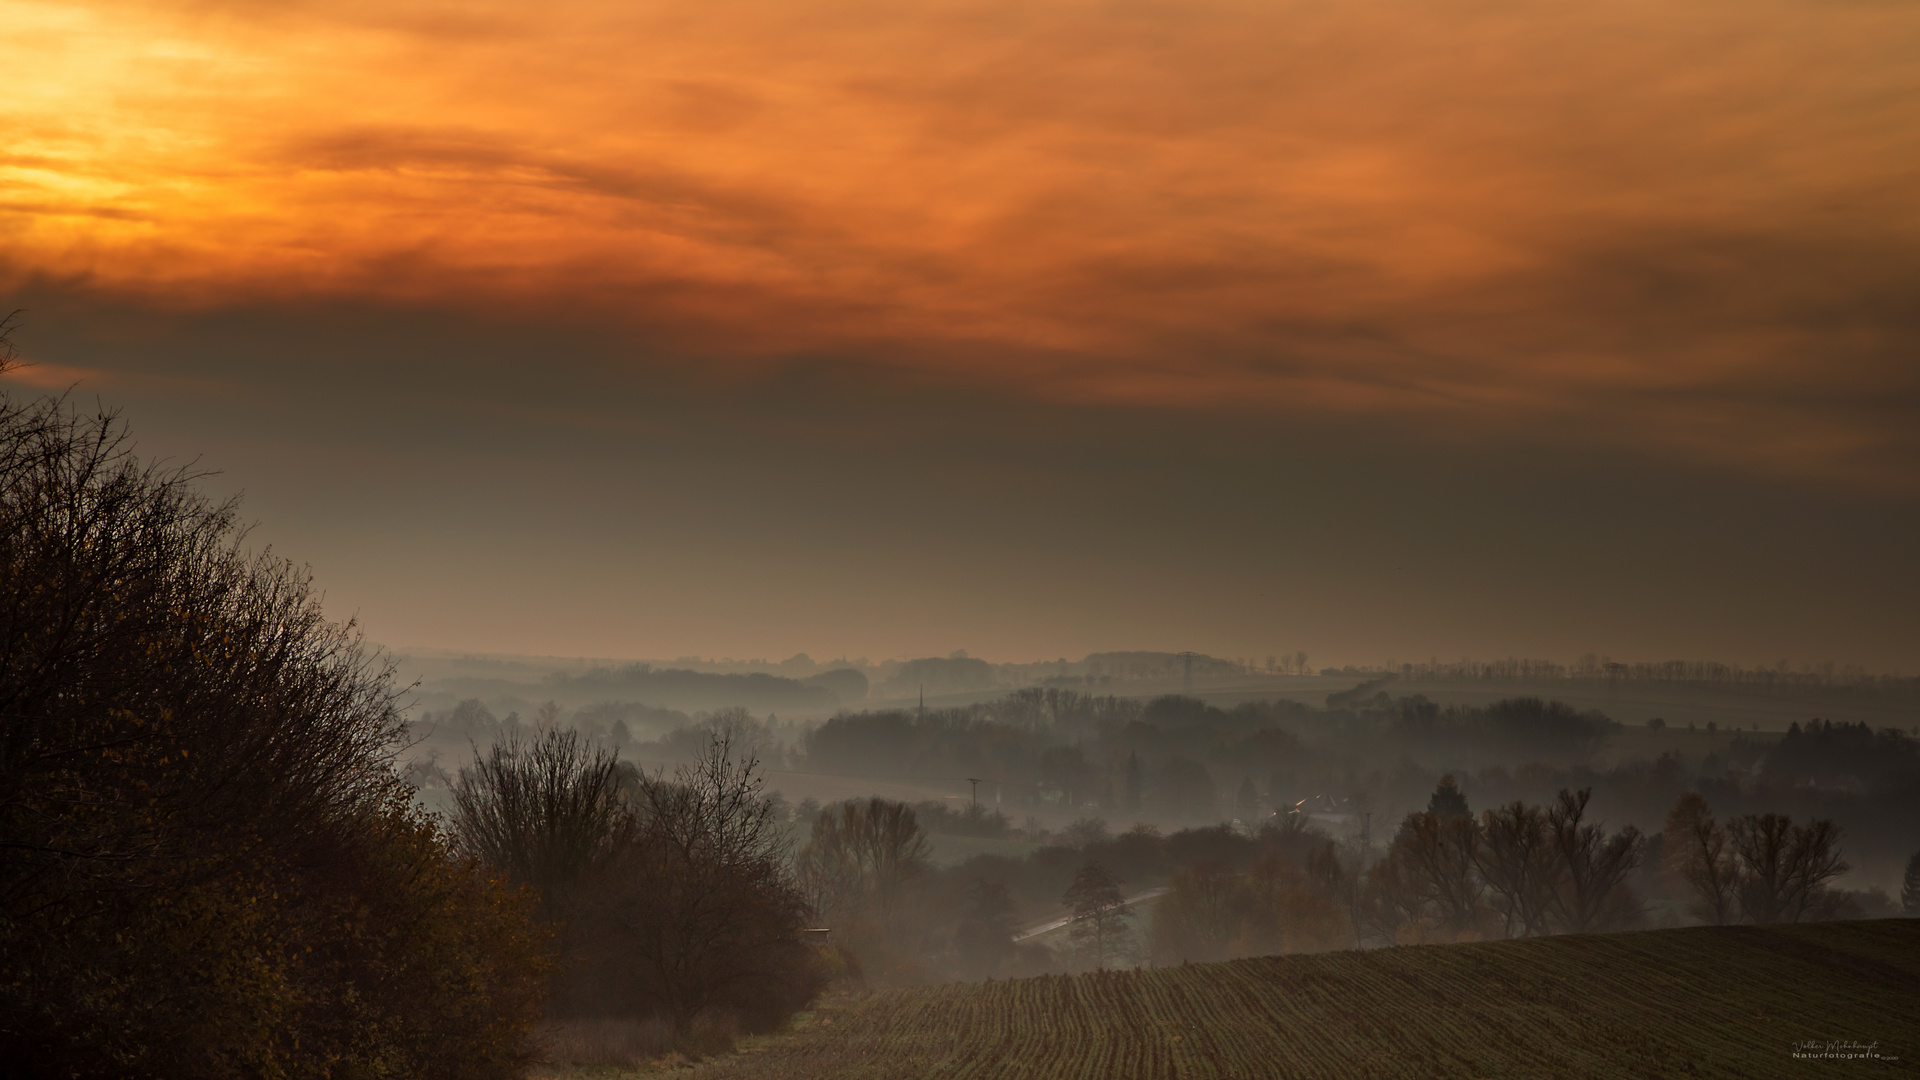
683;919;1920;1079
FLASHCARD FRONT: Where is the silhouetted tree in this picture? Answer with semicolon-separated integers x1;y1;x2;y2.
667;705;779;765
1063;860;1132;969
0;310;18;370
1428;774;1471;819
1664;793;1737;925
1903;851;1920;916
1150;860;1242;964
0;391;544;1077
1359;839;1425;944
447;697;501;739
794;796;933;983
1392;810;1485;932
450;726;631;922
1546;788;1643;933
1064;817;1111;848
600;732;821;1031
1475;801;1560;937
796;797;932;935
453;725;821;1033
1152;846;1354;963
1727;813;1848;924
1765;719;1919;792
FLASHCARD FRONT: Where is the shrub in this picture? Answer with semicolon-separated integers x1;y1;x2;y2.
453;728;826;1039
0;392;547;1076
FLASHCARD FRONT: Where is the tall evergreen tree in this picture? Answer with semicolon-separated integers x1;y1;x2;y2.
1428;774;1471;819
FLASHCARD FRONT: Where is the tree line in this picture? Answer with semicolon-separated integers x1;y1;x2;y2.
1388;654;1920;696
784;774;1898;983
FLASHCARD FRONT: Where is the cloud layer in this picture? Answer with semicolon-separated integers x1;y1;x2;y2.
5;0;1920;485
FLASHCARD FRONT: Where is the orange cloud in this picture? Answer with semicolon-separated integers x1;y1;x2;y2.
4;0;1918;484
0;358;111;391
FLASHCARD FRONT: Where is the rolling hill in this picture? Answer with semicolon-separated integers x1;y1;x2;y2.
678;919;1919;1079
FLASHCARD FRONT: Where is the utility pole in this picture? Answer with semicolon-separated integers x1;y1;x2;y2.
967;778;981;810
918;683;924;721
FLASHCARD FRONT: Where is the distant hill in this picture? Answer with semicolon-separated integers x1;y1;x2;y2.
882;656;997;696
674;919;1919;1079
543;665;839;712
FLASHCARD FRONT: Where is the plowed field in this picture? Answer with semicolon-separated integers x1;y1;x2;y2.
685;919;1920;1078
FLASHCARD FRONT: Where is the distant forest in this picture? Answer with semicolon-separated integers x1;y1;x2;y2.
10;352;1917;1075
544;663;866;710
415;684;1920;920
414;648;1920;708
465;684;1914;987
1384;655;1920;696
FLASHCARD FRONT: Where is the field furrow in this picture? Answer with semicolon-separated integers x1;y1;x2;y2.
673;920;1920;1080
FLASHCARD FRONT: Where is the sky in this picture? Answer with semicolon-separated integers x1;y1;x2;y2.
2;0;1917;669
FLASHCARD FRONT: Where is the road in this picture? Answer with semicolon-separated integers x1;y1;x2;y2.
1012;886;1170;942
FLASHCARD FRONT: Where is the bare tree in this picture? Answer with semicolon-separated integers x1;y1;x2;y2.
795;797;931;935
1546;788;1643;933
452;727;819;1033
1728;813;1848;924
604;731;818;1031
450;726;631;918
1660;793;1709;881
1358;840;1425;945
667;706;779;765
1729;814;1795;923
1782;818;1849;921
1150;859;1241;963
1390;811;1485;932
1475;801;1561;938
0;310;18;372
1064;860;1133;969
1681;813;1740;925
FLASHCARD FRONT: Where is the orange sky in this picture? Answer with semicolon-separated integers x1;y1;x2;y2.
3;0;1919;667
8;0;1919;488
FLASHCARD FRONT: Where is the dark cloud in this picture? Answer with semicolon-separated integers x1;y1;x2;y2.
3;0;1917;662
5;290;1914;668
